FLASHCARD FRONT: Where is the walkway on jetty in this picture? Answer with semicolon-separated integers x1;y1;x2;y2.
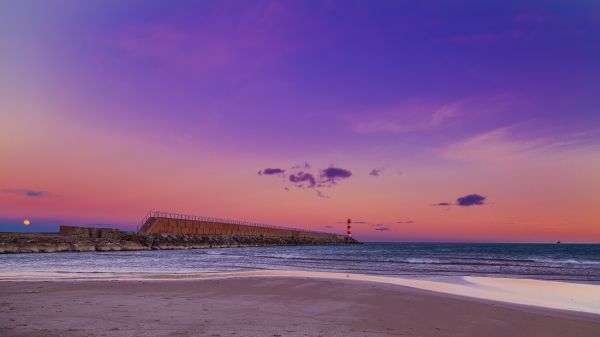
138;211;347;240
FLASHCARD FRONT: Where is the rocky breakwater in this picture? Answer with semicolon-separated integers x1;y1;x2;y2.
139;232;358;250
0;226;148;254
0;226;360;254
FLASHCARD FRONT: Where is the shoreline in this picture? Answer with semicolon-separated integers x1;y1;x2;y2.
2;269;599;316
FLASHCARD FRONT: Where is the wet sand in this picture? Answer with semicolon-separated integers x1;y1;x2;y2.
1;277;598;337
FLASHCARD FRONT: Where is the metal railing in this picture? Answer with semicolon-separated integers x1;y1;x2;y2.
137;210;343;237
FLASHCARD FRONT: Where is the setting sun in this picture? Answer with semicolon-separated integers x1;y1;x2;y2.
23;219;30;226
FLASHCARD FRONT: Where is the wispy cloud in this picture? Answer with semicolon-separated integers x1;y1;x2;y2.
291;162;310;170
336;220;368;224
369;167;384;176
438;30;529;45
514;12;548;24
116;2;297;77
350;100;461;134
349;94;527;136
372;223;391;231
316;190;329;199
442;125;599;163
2;189;47;197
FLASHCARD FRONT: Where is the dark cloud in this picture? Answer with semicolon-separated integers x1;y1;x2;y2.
324;225;333;229
369;167;384;176
432;194;487;207
457;194;486;206
319;167;352;186
322;167;352;180
374;227;390;231
258;164;352;197
289;172;316;187
3;189;47;197
397;220;414;224
258;168;285;176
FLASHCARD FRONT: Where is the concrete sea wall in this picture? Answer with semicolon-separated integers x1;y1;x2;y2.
139;216;347;241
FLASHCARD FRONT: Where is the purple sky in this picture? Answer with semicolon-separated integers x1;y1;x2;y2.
1;1;599;241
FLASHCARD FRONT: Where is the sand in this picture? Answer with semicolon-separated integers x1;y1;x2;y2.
3;270;599;315
1;277;598;337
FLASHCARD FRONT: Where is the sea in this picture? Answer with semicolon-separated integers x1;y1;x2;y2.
1;243;600;283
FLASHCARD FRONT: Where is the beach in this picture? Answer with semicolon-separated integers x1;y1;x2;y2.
1;274;599;337
2;245;599;336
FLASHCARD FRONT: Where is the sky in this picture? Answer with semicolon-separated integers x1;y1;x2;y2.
1;0;599;242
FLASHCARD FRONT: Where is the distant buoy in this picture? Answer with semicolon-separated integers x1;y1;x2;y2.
23;219;30;226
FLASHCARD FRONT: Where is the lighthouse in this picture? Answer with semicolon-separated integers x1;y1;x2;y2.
347;218;352;238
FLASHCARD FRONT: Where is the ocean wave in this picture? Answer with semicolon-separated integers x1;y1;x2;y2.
248;255;571;269
3;244;600;282
531;258;600;265
406;258;438;263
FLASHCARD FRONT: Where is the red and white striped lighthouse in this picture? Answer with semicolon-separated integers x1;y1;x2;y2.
346;218;352;238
